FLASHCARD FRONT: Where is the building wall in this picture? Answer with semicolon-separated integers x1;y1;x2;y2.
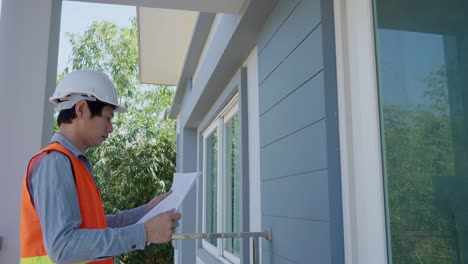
258;0;344;263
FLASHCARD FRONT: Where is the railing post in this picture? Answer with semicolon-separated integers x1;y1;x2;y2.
252;236;259;264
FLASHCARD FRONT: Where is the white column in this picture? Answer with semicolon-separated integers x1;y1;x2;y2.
0;0;61;262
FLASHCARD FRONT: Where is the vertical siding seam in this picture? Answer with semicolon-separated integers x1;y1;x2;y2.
259;21;322;86
258;0;304;56
261;117;326;149
260;68;324;117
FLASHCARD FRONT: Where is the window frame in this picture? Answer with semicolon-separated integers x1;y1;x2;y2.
201;95;241;264
333;0;388;263
221;102;240;263
202;120;220;257
197;68;249;264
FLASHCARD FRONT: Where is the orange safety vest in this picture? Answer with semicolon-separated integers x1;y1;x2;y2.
20;142;113;264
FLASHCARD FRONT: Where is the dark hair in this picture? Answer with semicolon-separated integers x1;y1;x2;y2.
57;100;115;126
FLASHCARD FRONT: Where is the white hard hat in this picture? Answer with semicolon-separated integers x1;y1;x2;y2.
50;69;127;113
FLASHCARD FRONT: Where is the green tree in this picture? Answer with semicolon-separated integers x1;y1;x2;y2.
59;18;176;263
383;66;458;263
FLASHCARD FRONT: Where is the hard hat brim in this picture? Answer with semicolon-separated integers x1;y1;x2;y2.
115;105;127;113
51;93;127;114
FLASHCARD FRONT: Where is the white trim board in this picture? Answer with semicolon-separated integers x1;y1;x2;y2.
334;0;388;263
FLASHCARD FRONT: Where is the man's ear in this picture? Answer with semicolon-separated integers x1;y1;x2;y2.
75;100;88;118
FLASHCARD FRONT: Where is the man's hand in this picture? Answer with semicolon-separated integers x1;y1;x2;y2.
144;209;181;243
147;190;172;211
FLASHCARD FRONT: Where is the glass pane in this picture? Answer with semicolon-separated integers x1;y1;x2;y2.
373;0;468;263
224;112;240;256
205;128;218;246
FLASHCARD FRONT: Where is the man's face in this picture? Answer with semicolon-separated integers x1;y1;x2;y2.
81;105;115;149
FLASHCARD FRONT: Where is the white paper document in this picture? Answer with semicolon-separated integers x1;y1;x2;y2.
137;172;201;224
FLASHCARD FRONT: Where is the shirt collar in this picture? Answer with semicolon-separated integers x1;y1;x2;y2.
50;133;85;159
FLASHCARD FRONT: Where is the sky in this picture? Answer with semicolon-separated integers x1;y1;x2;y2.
377;29;445;107
58;1;136;74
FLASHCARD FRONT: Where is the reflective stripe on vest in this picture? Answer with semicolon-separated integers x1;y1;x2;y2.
20;142;113;264
20;255;88;264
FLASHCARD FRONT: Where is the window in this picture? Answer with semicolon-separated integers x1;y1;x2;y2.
372;0;468;262
202;95;241;263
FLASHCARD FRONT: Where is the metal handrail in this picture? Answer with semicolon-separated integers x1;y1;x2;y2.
171;228;272;241
171;228;272;264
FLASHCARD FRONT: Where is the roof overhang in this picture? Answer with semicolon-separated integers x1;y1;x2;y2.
70;0;245;13
132;0;244;85
168;13;215;118
137;8;197;85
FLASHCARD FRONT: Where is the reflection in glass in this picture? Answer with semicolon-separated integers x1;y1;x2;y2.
373;0;468;263
205;129;218;246
224;113;240;256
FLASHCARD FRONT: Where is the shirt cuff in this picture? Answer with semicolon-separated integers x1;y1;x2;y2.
123;223;147;250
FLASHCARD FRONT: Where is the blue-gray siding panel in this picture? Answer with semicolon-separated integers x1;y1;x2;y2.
260;72;325;146
262;170;329;220
260;120;327;180
262;216;331;264
259;26;323;114
258;0;321;83
258;0;343;263
261;251;296;264
257;0;301;55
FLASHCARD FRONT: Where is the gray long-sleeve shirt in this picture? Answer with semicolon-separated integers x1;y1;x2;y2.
28;133;148;263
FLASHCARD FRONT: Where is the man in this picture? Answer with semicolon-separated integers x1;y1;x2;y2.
20;69;181;263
